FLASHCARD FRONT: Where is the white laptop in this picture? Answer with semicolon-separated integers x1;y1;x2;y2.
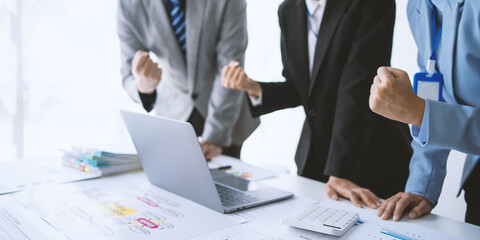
120;110;293;213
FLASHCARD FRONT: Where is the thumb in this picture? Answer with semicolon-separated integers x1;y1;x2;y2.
135;50;149;57
229;60;240;68
408;201;432;219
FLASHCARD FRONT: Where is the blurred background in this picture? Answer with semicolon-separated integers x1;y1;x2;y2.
0;0;467;222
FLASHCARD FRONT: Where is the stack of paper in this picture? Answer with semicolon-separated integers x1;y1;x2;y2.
60;147;142;176
0;160;100;195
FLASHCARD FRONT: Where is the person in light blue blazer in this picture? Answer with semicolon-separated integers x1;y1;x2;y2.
369;0;480;226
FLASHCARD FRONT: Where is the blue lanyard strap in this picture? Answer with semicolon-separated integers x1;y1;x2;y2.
430;4;443;60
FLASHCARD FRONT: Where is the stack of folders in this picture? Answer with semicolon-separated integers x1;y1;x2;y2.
60;148;142;176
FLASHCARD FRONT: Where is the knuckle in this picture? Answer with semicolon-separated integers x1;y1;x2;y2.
376;86;386;95
384;79;393;88
371;98;381;110
360;188;369;194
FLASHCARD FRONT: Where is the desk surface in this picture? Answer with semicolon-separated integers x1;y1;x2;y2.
1;158;479;240
259;173;480;240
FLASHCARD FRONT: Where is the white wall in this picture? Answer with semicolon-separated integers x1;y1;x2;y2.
0;0;467;222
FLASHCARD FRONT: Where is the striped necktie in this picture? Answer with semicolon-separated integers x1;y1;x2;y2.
168;0;187;58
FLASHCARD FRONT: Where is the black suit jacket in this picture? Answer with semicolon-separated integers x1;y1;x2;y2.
250;0;412;198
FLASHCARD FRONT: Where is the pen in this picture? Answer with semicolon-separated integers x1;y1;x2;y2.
215;165;232;171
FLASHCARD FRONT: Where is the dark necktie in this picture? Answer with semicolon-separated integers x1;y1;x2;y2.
168;0;187;58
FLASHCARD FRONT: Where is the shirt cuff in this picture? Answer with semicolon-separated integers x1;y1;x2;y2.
139;90;157;112
411;99;431;145
407;191;437;206
248;91;263;106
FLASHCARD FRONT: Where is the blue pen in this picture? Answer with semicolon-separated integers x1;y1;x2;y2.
216;165;232;171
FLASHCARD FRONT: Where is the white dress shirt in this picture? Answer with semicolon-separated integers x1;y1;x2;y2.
306;0;326;75
249;0;327;106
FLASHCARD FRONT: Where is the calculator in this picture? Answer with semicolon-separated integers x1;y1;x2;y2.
282;205;360;237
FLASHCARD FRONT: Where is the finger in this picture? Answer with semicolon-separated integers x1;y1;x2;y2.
393;198;414;221
205;150;213;160
134;51;149;67
359;190;381;209
377;199;389;217
200;142;208;153
145;60;157;76
132;51;147;66
229;60;240;68
225;66;236;82
381;196;400;220
325;185;339;200
221;66;229;85
232;68;243;85
134;54;150;74
377;66;396;83
203;146;211;159
210;147;222;159
155;67;163;80
349;192;362;208
385;67;407;78
370;83;376;96
228;67;241;81
408;200;432;219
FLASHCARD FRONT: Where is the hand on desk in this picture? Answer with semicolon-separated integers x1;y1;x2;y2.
221;61;262;99
325;176;381;209
369;67;425;126
200;141;222;160
378;192;433;221
132;51;163;94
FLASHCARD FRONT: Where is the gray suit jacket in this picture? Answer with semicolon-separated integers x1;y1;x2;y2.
117;0;259;146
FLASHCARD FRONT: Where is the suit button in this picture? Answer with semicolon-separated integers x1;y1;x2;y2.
191;93;198;100
308;109;316;117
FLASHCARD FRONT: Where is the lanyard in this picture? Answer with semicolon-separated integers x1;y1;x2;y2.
306;7;318;38
427;2;443;75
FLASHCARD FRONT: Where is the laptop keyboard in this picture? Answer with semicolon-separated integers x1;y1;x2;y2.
215;184;259;207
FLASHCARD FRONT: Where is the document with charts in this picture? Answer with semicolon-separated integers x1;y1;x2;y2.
316;200;458;240
0;197;68;240
12;174;242;240
192;210;338;240
230;196;316;222
194;199;459;240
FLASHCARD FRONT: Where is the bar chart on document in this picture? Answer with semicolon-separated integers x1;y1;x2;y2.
310;200;458;240
353;225;427;240
342;220;458;240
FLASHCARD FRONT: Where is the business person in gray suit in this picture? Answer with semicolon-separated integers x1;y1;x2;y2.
117;0;259;159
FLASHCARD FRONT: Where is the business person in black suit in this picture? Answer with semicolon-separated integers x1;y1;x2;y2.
222;0;412;209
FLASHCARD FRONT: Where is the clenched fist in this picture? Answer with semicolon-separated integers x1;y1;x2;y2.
221;61;261;98
369;67;425;126
132;51;162;94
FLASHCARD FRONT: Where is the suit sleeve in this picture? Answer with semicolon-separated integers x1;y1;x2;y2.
405;140;450;205
117;0;154;111
201;0;247;146
414;100;480;155
323;0;397;178
249;5;302;117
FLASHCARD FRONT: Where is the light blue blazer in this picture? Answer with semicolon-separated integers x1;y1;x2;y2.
405;0;480;204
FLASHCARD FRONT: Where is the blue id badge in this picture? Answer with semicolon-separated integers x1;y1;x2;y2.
414;2;443;102
413;72;443;101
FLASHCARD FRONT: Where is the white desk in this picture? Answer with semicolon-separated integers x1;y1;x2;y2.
259;173;480;240
1;163;479;239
